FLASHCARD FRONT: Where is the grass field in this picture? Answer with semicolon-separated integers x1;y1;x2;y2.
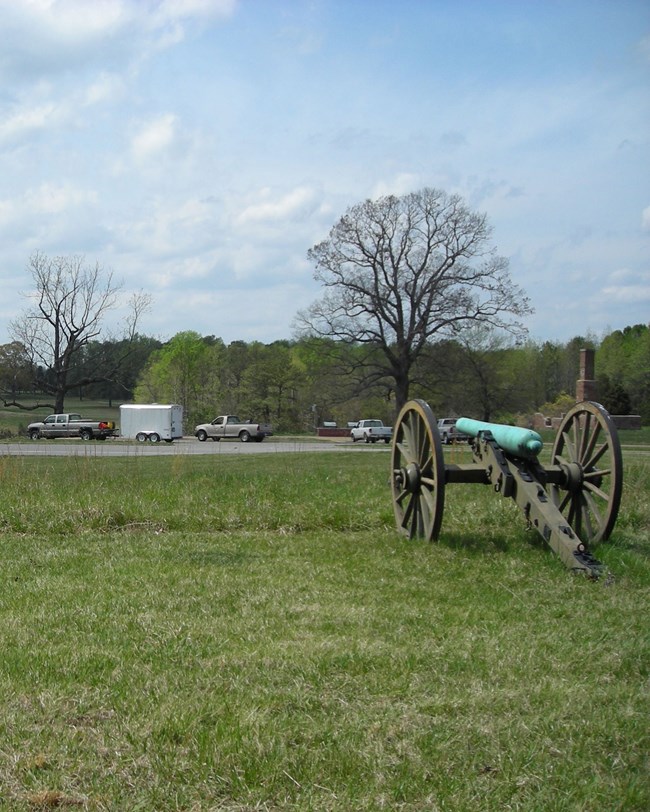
0;445;648;811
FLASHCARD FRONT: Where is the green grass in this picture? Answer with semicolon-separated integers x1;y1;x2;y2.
0;450;648;810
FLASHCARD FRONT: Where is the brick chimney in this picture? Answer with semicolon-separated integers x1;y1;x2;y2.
576;348;597;402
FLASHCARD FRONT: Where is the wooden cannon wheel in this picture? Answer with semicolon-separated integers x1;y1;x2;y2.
550;401;623;544
391;399;446;541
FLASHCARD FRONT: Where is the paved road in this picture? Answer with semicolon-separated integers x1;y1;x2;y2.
0;437;389;457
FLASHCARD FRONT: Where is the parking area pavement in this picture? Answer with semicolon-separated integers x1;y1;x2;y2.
0;437;390;457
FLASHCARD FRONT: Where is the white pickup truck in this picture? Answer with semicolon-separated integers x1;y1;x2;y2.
437;417;470;444
350;419;393;444
194;415;273;443
27;413;117;441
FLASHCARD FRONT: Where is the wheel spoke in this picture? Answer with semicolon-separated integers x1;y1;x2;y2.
568;496;580;535
583;479;609;504
401;493;415;532
558;489;571;512
396;440;413;463
580;493;595;540
584;467;611;480
585;440;609;470
420;486;436;538
582;488;604;528
576;411;589;462
581;421;601;466
560;429;577;462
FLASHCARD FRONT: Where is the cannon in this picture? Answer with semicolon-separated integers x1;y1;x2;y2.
390;400;623;578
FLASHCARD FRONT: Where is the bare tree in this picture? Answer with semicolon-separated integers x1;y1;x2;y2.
295;188;533;410
8;252;151;413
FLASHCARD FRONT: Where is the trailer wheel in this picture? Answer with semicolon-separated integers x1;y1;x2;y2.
149;433;160;443
136;432;147;442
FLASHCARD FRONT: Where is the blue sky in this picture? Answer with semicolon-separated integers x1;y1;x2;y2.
0;0;648;348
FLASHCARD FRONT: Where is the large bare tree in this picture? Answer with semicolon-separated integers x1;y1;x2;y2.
295;188;533;410
8;252;150;413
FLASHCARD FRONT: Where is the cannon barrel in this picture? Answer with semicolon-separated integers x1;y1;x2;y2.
456;417;543;459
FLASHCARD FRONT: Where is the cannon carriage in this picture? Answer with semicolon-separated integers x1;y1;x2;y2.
390;400;623;578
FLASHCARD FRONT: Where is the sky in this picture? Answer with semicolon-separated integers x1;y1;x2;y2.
0;0;648;350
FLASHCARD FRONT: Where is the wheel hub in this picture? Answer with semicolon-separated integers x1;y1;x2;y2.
562;461;584;492
397;462;422;494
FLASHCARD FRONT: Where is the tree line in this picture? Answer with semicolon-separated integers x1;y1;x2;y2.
0;188;647;430
1;325;647;432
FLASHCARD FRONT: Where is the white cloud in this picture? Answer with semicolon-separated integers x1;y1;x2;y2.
642;206;650;232
0;104;61;145
0;183;96;226
237;186;320;225
601;284;650;303
83;72;126;106
152;0;237;25
1;0;128;41
372;174;421;199
25;183;97;215
130;114;178;162
0;0;236;84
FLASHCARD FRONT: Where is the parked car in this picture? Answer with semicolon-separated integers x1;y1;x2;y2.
437;417;470;444
350;419;393;444
194;415;273;443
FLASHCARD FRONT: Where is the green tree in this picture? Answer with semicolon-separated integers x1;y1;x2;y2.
67;334;163;404
599;324;650;420
296;188;532;411
239;342;305;431
135;332;224;425
0;342;32;400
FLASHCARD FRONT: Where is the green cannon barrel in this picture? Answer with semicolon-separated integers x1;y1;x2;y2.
456;418;543;459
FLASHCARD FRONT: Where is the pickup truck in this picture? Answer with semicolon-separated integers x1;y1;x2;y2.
194;415;273;443
437;417;470;444
350;419;393;444
27;413;117;441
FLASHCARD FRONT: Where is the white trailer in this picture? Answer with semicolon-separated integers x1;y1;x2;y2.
119;404;183;443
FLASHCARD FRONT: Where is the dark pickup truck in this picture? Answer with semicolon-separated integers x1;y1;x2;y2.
27;413;117;441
